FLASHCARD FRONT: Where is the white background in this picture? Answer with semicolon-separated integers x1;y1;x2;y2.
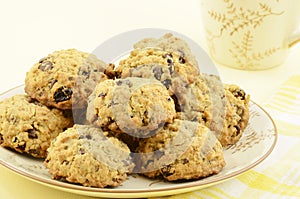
0;0;204;92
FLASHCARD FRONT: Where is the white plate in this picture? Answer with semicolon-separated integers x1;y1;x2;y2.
0;29;277;198
0;86;277;198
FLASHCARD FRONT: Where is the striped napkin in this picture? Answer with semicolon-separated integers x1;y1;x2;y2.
154;75;300;199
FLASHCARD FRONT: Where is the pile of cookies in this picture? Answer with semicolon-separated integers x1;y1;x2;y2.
0;33;250;188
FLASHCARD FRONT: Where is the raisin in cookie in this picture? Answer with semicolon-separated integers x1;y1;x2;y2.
133;33;199;69
134;119;225;181
86;77;176;138
0;94;73;158
25;49;108;110
116;48;200;95
45;124;134;188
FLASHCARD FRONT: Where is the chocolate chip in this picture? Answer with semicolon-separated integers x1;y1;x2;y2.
202;115;207;123
81;70;90;77
177;50;186;64
163;53;174;67
192;117;198;122
162;79;172;89
233;89;246;100
108;100;117;108
49;79;57;89
78;67;91;79
153;67;163;80
62;160;70;165
54;86;72;103
116;80;123;86
12;137;18;143
16;143;26;150
9;115;17;124
86;134;92;140
168;65;174;74
95;165;99;172
171;95;182;112
79;148;85;155
146;159;154;166
179;56;185;64
182;158;189;164
38;61;53;71
234;125;241;135
27;128;38;139
0;133;3;143
98;92;106;98
38;57;48;63
112;177;120;182
161;164;175;177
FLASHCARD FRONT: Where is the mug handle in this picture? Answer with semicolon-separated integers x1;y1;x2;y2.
288;30;300;48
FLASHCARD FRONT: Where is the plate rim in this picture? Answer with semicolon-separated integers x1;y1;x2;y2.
0;84;278;198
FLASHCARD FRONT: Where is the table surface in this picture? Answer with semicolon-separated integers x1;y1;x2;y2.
0;0;299;199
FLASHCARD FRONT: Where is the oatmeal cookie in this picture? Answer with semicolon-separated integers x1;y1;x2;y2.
133;33;199;68
220;84;250;146
175;74;250;147
0;94;73;158
25;49;108;110
134;119;225;181
116;48;200;96
86;77;176;138
44;124;134;188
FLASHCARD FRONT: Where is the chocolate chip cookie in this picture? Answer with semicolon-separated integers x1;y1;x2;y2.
0;94;73;158
133;33;199;69
134;119;225;181
25;49;109;110
45;124;134;188
86;77;176;138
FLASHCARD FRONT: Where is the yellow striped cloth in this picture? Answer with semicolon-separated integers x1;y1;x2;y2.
154;75;300;199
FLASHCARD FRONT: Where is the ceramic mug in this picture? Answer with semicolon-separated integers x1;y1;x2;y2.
200;0;300;70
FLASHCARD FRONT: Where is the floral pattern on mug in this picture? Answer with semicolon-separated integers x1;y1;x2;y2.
206;0;285;69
